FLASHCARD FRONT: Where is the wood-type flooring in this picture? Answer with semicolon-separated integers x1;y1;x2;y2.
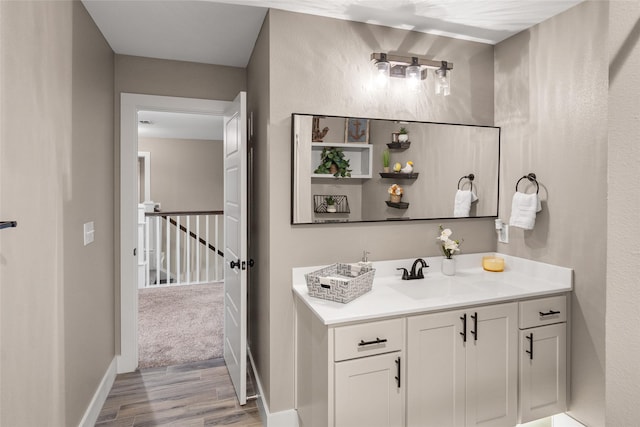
95;358;262;427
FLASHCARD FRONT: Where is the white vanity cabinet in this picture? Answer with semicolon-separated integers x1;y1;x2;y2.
406;302;518;427
293;254;573;427
518;296;568;423
296;304;405;427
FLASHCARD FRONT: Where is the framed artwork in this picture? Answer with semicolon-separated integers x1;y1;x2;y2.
345;118;369;143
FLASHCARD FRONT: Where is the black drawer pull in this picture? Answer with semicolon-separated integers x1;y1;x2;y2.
470;312;478;341
358;337;388;347
395;357;401;388
525;333;534;360
460;313;467;343
539;310;561;317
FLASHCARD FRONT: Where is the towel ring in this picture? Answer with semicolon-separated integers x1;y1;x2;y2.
457;173;474;191
515;173;539;194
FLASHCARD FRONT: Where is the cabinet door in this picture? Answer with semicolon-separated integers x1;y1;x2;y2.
519;323;567;423
334;352;403;427
407;310;466;427
465;303;518;427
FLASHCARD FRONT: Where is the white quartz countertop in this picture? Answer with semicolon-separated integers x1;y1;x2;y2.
292;253;573;326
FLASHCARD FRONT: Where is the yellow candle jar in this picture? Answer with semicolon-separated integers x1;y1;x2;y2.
482;256;505;272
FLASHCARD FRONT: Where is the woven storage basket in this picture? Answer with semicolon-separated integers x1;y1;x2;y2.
305;263;376;303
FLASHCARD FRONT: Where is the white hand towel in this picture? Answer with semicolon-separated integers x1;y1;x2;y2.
454;189;475;217
509;192;542;230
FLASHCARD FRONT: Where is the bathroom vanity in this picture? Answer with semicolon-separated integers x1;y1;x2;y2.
293;253;572;427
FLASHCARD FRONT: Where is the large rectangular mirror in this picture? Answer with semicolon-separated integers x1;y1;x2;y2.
292;114;500;224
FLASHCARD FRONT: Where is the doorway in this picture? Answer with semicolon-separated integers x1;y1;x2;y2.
119;94;232;373
136;109;225;368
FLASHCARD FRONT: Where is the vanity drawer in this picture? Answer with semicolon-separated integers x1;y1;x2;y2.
519;295;567;329
334;318;403;362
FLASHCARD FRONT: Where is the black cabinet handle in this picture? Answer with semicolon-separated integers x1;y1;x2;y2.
230;260;240;269
358;337;388;347
395;357;401;388
525;333;534;360
539;310;561;317
470;312;478;341
460;314;467;343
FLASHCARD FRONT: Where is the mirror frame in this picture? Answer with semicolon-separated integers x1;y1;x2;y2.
291;113;501;225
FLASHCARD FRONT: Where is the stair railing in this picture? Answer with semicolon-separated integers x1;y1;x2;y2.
142;210;224;287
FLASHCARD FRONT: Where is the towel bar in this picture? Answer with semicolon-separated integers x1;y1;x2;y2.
457;173;475;191
0;221;17;230
516;173;539;194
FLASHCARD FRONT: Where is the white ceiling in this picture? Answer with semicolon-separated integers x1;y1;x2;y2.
138;111;223;141
89;0;582;139
82;0;583;68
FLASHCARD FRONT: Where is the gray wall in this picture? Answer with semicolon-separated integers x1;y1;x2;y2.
0;1;115;425
138;137;223;211
246;12;272;409
606;1;640;424
494;2;608;426
259;9;497;412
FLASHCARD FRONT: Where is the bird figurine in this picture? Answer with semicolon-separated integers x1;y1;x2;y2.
401;161;414;174
393;162;402;172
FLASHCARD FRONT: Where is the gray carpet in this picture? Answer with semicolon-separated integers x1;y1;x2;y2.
138;282;224;369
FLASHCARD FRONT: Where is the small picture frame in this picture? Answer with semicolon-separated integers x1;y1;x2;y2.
345;118;369;144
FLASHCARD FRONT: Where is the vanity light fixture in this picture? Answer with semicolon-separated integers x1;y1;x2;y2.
374;53;391;88
371;52;453;94
435;61;451;96
405;57;422;91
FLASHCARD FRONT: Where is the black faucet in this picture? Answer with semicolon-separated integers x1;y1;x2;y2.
397;258;429;280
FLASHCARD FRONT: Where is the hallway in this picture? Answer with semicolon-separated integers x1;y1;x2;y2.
95;358;261;426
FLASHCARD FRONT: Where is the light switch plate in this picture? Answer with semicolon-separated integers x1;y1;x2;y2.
84;221;95;246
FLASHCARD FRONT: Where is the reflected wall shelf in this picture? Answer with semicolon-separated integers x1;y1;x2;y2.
387;141;411;149
386;201;409;209
311;143;373;179
379;172;419;180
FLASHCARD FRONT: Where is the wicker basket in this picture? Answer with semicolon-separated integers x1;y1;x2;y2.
305;263;376;303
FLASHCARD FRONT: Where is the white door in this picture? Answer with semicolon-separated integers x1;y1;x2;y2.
407;310;466;427
465;303;518;427
223;91;248;405
519;323;567;423
334;352;404;427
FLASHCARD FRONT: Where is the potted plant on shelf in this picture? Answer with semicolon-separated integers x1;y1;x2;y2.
314;147;352;177
388;184;403;203
398;127;409;142
382;149;390;173
325;196;337;213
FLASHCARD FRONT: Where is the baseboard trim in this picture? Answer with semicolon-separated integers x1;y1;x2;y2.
78;357;117;427
248;348;299;427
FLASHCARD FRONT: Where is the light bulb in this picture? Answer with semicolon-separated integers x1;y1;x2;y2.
374;53;390;88
435;62;451;96
406;57;421;91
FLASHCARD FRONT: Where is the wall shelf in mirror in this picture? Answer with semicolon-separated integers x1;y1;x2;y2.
379;172;419;180
313;195;350;214
310;143;372;179
386;200;409;209
387;141;411;149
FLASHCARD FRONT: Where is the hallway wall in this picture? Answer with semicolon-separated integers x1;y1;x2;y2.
0;1;115;425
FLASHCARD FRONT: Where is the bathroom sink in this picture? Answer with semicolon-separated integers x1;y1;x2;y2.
388;278;481;300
